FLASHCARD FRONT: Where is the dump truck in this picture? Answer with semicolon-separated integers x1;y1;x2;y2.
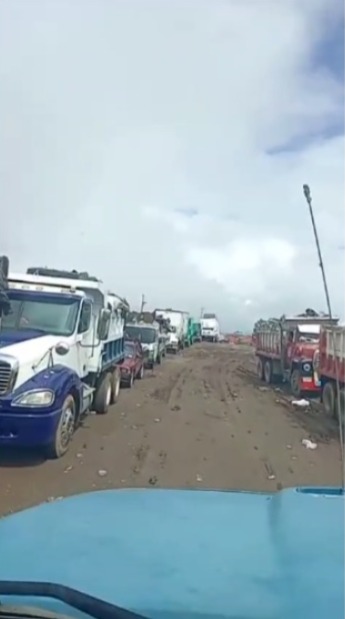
154;308;187;353
0;261;128;457
314;325;345;425
254;311;338;397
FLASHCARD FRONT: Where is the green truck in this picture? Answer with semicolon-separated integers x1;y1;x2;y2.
191;320;202;343
183;316;194;347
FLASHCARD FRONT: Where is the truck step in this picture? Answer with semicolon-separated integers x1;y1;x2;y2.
82;384;94;414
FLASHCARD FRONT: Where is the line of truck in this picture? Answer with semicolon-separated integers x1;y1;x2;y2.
0;259;210;458
253;309;345;426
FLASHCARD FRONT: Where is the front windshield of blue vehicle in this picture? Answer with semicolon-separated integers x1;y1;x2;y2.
126;326;156;344
3;293;80;336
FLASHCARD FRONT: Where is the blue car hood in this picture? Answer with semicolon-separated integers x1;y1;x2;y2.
0;488;343;619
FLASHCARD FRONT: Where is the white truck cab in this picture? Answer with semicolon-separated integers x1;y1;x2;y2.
0;267;127;458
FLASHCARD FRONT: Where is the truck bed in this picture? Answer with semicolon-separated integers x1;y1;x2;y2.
319;326;345;385
255;330;281;358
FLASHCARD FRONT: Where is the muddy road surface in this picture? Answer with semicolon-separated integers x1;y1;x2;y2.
0;344;342;516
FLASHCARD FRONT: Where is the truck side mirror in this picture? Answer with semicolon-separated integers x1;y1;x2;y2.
0;256;9;279
97;308;111;340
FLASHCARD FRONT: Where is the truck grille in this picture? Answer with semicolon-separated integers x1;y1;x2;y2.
0;361;12;395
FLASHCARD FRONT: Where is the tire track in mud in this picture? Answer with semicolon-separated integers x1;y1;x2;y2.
236;361;340;443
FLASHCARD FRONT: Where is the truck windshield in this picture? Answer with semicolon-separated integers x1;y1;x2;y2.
298;333;319;342
124;342;136;357
2;297;80;336
126;326;156;344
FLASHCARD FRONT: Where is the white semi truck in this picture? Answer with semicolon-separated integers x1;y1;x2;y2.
154;308;187;353
201;313;220;342
0;264;128;458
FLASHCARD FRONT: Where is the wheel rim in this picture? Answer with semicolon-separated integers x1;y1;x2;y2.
324;385;334;416
291;372;300;395
257;359;262;378
60;406;75;448
264;362;270;383
105;383;112;407
339;392;345;426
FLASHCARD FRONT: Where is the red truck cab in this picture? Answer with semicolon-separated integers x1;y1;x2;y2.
119;339;144;388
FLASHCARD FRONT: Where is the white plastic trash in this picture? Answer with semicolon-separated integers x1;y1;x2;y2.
302;439;317;450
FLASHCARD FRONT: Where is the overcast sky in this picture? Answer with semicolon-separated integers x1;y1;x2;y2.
0;0;343;330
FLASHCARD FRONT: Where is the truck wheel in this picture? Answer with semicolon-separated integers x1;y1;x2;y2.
338;389;345;427
290;369;301;397
94;372;112;414
137;365;144;380
264;360;272;384
47;394;76;459
127;372;134;389
257;358;264;380
322;382;335;418
111;367;121;403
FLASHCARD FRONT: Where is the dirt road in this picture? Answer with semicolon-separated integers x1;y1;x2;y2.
0;344;342;516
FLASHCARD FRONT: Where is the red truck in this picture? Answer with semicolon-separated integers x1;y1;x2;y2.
119;339;145;388
314;325;345;424
254;314;338;397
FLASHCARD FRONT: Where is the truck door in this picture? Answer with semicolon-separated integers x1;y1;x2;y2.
76;300;93;377
285;330;294;369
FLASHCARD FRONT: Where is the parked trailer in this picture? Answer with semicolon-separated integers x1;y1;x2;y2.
255;314;338;397
0;265;128;457
315;326;345;425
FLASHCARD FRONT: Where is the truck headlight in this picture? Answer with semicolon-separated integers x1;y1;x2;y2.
12;390;55;407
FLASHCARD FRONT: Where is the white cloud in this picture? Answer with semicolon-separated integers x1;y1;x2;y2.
0;0;343;330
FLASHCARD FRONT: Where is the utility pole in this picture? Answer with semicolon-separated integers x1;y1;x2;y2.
303;185;333;318
140;294;146;313
200;307;204;318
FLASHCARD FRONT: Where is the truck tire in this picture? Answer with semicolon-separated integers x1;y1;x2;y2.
322;382;335;418
338;389;345;427
94;372;112;414
136;365;144;380
290;369;301;397
111;367;121;403
127;372;134;389
47;394;76;459
257;357;264;380
264;360;272;384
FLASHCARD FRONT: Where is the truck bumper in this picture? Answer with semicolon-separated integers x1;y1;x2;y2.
0;408;62;448
300;377;321;393
167;343;179;353
144;357;155;368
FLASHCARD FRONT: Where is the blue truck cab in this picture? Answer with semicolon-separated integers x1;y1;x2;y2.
0;267;128;458
0;486;343;619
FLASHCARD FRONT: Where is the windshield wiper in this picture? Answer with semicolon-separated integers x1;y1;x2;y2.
0;581;149;619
